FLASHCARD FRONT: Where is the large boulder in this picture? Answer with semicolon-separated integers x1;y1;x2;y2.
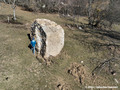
31;19;64;59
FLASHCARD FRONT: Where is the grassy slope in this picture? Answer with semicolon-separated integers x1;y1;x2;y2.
0;3;120;90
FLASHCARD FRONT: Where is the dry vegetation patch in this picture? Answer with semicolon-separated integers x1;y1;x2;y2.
68;62;91;85
56;77;71;90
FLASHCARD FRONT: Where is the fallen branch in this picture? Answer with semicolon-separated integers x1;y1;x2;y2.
92;58;117;76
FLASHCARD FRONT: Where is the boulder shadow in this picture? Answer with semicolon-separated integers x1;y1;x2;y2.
27;34;32;49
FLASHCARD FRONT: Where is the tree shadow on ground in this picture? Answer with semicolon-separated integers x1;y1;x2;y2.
66;22;120;41
0;15;8;20
3;20;23;25
82;29;120;41
69;28;120;52
0;15;25;25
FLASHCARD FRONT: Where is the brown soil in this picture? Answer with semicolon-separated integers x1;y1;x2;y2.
68;62;90;85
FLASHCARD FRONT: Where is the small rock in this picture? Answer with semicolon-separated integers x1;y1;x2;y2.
39;63;42;66
45;85;47;87
6;77;9;80
57;84;61;87
42;5;46;8
78;27;82;30
81;61;84;63
111;71;116;75
114;64;118;67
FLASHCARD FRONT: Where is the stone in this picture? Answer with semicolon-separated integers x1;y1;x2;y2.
78;27;82;30
31;19;64;59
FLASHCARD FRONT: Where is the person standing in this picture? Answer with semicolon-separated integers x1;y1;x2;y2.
31;38;36;55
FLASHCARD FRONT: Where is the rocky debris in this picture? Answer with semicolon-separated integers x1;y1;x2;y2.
78;27;82;30
65;23;84;30
56;77;71;90
110;70;116;75
68;62;87;85
31;19;64;59
57;83;70;90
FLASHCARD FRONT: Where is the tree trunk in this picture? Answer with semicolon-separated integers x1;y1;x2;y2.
13;8;16;21
88;0;93;25
12;0;16;21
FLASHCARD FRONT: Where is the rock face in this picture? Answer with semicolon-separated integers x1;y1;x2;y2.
31;19;64;58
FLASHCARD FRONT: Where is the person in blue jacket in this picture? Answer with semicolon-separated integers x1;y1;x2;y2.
31;38;36;55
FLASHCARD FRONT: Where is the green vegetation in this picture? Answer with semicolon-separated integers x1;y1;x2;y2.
0;3;120;90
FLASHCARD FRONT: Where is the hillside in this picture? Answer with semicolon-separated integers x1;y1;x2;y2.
0;3;120;90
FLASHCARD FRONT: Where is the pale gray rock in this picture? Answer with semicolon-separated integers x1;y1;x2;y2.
31;19;64;59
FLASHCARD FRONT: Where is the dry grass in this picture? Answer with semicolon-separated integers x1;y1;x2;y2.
0;3;120;90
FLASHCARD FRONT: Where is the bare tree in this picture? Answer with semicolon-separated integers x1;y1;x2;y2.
0;3;1;10
105;0;120;27
11;0;16;21
3;0;6;3
87;0;110;28
88;0;94;25
1;0;17;20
